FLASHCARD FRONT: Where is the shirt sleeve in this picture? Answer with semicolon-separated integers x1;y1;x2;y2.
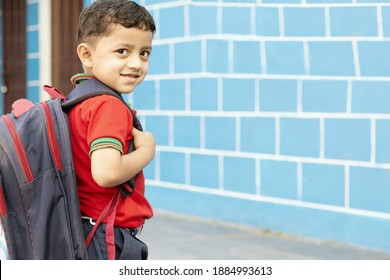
78;95;133;156
89;137;123;156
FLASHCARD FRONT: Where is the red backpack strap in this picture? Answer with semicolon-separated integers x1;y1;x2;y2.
85;189;124;260
43;85;66;101
105;192;122;260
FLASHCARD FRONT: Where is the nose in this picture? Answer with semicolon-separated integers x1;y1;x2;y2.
127;53;142;70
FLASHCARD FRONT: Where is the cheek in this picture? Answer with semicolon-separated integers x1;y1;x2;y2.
94;56;121;69
142;62;149;73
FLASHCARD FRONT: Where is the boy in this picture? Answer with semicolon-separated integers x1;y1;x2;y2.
69;0;156;260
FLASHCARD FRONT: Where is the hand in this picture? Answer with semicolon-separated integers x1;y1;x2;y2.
91;128;156;187
132;128;156;160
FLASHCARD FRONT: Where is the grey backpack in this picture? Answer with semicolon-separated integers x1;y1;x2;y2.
0;79;140;259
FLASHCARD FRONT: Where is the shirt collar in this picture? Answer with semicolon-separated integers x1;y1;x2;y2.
70;73;96;86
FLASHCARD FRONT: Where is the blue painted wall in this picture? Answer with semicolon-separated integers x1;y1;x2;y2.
11;0;389;253
128;0;390;252
26;0;40;104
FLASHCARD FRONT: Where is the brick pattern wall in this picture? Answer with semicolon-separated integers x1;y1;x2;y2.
27;0;39;103
129;0;390;250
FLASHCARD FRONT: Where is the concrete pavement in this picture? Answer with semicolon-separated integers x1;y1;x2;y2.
140;210;390;260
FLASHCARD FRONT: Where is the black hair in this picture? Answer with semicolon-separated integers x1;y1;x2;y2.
77;0;156;45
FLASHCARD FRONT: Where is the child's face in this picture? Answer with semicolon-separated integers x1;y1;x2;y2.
87;24;153;93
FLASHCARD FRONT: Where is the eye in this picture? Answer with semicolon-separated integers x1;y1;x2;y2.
140;50;151;58
117;49;128;55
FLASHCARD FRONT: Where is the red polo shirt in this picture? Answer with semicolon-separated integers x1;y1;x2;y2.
68;94;153;229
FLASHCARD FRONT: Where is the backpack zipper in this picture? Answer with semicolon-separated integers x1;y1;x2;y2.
41;102;63;171
1;116;34;183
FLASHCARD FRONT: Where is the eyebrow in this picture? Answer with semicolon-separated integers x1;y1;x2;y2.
113;43;152;50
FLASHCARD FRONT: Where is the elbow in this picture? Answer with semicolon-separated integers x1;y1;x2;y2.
92;170;118;188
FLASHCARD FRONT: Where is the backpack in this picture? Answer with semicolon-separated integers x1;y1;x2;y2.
0;79;141;259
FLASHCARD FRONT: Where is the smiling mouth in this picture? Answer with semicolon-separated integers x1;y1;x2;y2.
121;73;140;79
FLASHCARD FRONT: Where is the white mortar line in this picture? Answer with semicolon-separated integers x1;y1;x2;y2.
155;145;390;170
146;179;390;220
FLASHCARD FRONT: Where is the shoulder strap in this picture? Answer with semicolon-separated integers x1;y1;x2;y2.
62;79;143;132
63;79;120;108
62;79;140;195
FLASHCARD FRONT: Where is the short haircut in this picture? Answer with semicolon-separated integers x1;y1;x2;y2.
77;0;156;46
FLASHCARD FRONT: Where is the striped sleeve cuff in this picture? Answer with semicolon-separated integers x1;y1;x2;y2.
89;137;123;157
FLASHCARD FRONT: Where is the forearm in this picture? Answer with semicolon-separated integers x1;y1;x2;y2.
91;147;154;187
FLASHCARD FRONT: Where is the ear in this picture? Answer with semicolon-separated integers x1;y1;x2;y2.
77;43;93;68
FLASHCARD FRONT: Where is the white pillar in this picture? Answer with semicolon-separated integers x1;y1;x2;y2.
39;0;51;101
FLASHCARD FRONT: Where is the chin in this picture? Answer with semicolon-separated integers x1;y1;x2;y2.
118;87;135;94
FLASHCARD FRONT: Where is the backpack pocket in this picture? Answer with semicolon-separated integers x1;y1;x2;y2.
20;169;75;259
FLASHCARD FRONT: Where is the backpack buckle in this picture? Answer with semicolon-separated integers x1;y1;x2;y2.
81;216;96;225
